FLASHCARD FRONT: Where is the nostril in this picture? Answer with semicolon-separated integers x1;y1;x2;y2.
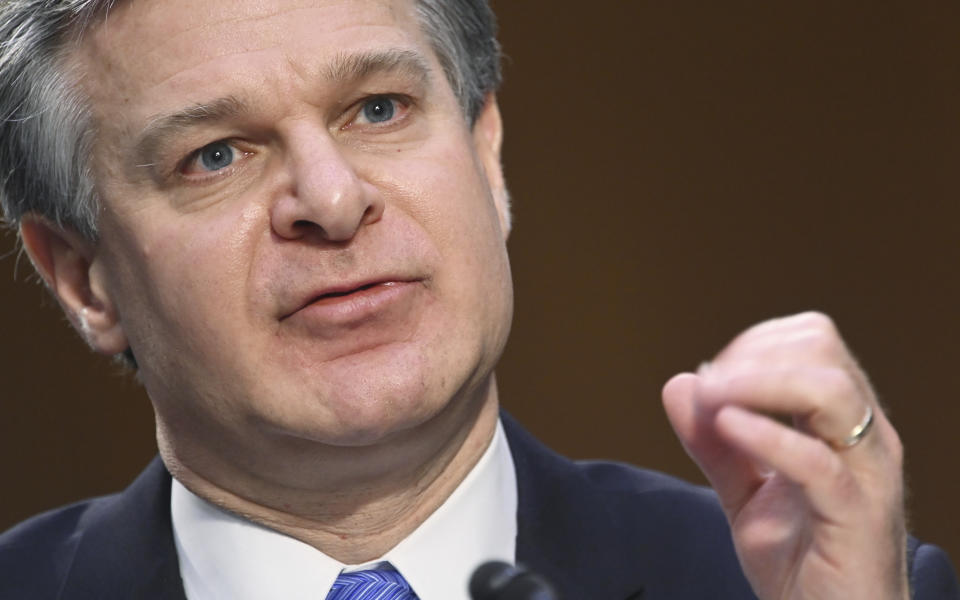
360;198;385;227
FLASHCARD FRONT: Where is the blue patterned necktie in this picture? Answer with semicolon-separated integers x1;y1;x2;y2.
325;568;420;600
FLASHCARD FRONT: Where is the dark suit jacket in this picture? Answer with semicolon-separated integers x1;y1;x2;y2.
2;414;957;599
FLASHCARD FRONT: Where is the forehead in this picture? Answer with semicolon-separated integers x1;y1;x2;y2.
72;0;428;130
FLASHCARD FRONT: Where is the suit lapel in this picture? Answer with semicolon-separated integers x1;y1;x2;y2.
503;413;646;600
60;457;186;600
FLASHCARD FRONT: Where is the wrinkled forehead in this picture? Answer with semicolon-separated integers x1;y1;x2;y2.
68;0;430;131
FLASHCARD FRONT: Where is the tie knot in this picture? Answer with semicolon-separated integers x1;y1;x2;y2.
326;568;419;600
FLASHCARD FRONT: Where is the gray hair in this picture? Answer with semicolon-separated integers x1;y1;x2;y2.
0;0;501;240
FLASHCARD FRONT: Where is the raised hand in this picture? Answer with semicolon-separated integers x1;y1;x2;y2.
663;312;908;600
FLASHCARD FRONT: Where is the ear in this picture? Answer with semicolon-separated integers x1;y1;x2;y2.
472;93;511;238
19;216;128;355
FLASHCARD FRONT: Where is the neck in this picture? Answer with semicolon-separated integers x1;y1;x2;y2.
157;380;500;563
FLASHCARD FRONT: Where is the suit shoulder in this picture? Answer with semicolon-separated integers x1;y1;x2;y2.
0;494;120;548
0;495;120;597
576;458;722;513
910;540;960;599
576;458;712;494
573;459;737;552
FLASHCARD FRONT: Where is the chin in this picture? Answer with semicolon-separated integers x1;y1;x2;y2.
247;315;500;448
301;370;493;451
261;364;450;448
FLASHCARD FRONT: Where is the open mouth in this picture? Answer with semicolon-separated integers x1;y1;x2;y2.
280;279;419;323
304;281;399;309
313;282;381;302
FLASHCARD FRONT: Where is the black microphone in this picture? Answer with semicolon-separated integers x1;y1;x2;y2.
469;561;559;600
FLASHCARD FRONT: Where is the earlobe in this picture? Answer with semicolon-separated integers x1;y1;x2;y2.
473;93;511;238
19;216;128;355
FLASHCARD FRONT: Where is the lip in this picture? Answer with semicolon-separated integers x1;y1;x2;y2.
280;278;422;325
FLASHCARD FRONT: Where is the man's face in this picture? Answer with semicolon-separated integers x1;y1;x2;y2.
71;0;513;450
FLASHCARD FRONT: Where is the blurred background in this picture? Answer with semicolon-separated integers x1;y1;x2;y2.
2;0;958;565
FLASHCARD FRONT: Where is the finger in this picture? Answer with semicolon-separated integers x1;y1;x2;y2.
711;312;859;373
714;404;859;521
712;312;834;358
695;366;880;453
662;373;767;517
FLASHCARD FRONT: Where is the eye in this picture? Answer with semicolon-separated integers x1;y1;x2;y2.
183;141;236;174
355;96;401;125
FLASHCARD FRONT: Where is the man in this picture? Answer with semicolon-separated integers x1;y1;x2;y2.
0;1;955;599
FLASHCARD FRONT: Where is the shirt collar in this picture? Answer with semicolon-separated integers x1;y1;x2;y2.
171;419;517;600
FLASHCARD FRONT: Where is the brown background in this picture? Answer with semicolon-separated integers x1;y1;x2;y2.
2;0;958;568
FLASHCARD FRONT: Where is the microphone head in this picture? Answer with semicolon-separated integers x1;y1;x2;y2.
469;561;558;600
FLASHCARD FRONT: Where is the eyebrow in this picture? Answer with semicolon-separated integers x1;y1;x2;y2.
132;49;433;168
134;96;249;168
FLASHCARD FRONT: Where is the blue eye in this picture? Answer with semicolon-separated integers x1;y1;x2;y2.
197;142;234;171
361;97;396;123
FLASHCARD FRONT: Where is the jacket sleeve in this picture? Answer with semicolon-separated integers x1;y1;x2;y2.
910;539;960;599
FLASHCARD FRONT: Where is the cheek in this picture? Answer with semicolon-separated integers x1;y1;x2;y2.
381;144;513;332
374;139;505;252
110;202;266;357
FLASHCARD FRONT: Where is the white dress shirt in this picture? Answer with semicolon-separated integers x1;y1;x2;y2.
171;420;518;600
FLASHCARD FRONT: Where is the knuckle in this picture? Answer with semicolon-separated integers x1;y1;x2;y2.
816;368;859;404
797;310;837;332
796;327;844;361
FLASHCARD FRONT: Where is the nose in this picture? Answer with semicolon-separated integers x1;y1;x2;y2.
271;128;384;242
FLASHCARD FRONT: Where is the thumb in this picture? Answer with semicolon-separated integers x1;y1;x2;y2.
662;372;700;444
662;372;761;517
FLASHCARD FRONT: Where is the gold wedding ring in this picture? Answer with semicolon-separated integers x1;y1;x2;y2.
831;404;874;450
